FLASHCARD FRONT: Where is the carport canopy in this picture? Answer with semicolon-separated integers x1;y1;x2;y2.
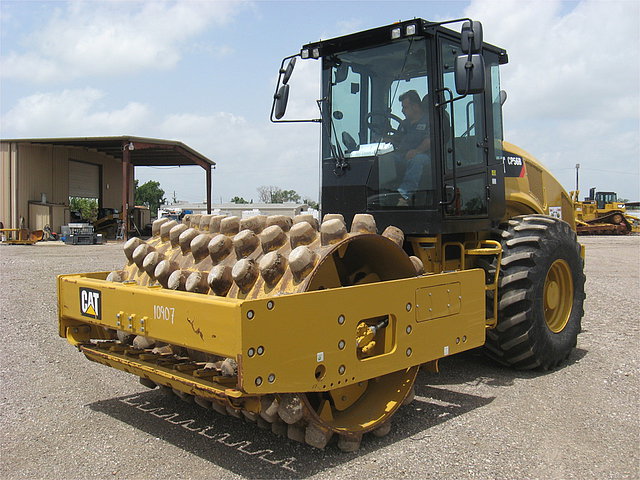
14;136;215;237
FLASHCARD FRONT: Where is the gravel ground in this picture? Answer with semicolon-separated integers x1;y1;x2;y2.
0;235;638;479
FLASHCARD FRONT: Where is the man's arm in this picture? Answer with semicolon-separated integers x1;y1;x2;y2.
406;136;431;160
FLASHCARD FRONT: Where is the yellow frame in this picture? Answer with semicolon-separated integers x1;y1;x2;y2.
59;268;486;395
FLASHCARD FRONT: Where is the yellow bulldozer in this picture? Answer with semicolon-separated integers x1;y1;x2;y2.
57;19;586;452
571;188;640;234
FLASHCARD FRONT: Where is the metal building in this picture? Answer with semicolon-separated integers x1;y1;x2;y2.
0;136;215;236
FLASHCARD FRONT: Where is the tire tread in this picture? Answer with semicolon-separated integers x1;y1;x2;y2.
483;215;585;370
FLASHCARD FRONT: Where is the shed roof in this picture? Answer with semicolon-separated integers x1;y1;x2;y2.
1;136;215;168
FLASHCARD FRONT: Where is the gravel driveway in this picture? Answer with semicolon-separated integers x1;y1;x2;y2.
1;235;638;479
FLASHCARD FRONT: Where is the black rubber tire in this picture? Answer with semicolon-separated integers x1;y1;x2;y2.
484;215;586;370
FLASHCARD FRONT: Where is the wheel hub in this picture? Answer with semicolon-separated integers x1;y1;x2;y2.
544;259;574;333
545;280;560;310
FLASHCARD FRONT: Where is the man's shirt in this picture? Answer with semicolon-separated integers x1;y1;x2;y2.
395;114;430;155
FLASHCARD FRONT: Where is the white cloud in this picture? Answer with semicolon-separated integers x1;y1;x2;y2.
151;108;320;203
1;88;150;136
3;1;638;203
1;0;248;83
1;87;319;203
465;0;640;198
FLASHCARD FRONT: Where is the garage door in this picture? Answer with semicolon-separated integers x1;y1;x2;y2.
69;160;100;198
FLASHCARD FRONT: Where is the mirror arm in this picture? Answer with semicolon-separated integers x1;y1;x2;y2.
464;49;476;94
270;53;322;123
465;55;472;94
427;18;482;54
272;118;322;123
425;17;474;31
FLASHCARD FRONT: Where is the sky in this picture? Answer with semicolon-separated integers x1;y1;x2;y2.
1;0;639;204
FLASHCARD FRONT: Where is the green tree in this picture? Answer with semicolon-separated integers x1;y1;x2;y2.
69;197;98;222
257;186;301;203
303;198;320;209
134;180;166;217
276;189;301;203
230;196;249;204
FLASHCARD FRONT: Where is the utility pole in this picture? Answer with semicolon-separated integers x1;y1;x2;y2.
575;163;580;193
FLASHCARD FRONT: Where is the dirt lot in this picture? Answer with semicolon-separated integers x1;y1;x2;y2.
1;235;638;479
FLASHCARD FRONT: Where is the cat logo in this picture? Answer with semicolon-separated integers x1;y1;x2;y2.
80;288;102;320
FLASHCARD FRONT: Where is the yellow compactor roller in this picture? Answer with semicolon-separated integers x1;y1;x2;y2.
58;19;585;451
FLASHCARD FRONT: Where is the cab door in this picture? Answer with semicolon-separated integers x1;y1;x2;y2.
438;36;490;219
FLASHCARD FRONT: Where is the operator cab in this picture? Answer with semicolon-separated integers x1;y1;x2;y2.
592;190;619;210
272;19;508;236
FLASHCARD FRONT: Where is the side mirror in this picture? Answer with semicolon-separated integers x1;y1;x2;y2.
454;54;485;95
461;20;483;54
282;57;296;84
499;90;507;106
274;84;290;119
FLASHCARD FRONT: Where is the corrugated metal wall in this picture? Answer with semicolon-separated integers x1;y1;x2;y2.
0;143;11;228
0;142;129;230
17;144;55;207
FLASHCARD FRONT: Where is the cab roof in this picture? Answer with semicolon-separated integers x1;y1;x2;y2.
302;18;508;64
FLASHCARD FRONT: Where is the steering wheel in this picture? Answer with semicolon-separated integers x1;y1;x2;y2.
366;112;403;136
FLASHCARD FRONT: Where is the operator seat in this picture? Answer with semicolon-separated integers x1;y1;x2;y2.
403;94;447;208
